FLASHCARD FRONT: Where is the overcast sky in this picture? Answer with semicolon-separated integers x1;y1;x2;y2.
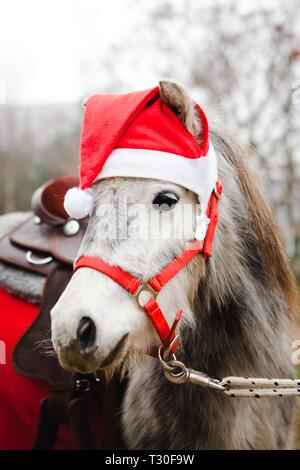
0;0;138;103
0;0;288;104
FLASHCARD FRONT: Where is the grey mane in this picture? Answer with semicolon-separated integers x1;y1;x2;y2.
121;129;295;450
0;212;45;303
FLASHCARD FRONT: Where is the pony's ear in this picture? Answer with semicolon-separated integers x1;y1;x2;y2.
159;79;202;142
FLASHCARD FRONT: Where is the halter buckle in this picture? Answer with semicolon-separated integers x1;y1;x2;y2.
132;280;158;309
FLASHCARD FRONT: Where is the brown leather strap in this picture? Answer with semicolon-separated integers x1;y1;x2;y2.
33;398;60;450
69;375;122;450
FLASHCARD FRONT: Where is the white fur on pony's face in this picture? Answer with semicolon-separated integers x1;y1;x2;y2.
51;177;201;375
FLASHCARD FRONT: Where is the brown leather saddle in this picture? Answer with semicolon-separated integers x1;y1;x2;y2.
0;176;123;450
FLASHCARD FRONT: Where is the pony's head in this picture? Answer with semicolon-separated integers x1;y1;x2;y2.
51;80;208;374
50;80;298;377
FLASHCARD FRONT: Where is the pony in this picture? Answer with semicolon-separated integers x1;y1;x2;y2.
50;80;299;449
0;80;298;450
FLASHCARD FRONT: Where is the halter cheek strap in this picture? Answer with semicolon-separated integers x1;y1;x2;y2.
74;181;222;355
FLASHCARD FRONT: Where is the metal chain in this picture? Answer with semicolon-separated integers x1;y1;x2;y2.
158;346;300;398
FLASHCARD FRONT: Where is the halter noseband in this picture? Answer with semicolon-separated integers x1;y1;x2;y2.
74;181;222;355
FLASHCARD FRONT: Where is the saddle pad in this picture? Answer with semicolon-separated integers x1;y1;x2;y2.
0;287;72;449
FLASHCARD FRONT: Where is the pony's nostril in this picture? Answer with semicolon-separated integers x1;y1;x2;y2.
76;316;96;353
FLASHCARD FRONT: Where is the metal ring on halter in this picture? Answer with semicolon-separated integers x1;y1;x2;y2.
26;250;54;266
158;346;177;372
163;360;189;384
131;280;158;310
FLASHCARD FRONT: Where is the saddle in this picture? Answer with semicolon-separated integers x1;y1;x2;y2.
0;176;123;450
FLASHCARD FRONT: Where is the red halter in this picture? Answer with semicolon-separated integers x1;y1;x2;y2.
74;181;222;355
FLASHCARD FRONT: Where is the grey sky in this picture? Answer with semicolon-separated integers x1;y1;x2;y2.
0;0;282;104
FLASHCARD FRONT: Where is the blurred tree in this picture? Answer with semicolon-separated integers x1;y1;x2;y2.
94;0;300;274
0;103;81;213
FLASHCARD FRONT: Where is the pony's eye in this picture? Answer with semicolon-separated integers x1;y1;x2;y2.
152;192;179;211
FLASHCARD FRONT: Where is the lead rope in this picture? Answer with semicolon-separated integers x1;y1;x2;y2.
158;342;300;398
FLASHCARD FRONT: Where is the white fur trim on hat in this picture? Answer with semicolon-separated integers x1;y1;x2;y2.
94;142;218;211
64;187;93;219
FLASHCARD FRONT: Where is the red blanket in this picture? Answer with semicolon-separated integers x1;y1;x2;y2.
0;287;72;449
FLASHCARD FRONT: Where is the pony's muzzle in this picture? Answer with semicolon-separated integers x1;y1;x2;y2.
52;308;131;373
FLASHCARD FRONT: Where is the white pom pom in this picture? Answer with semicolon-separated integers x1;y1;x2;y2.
64;187;93;219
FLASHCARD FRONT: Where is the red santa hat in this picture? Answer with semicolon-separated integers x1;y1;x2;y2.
64;85;218;241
